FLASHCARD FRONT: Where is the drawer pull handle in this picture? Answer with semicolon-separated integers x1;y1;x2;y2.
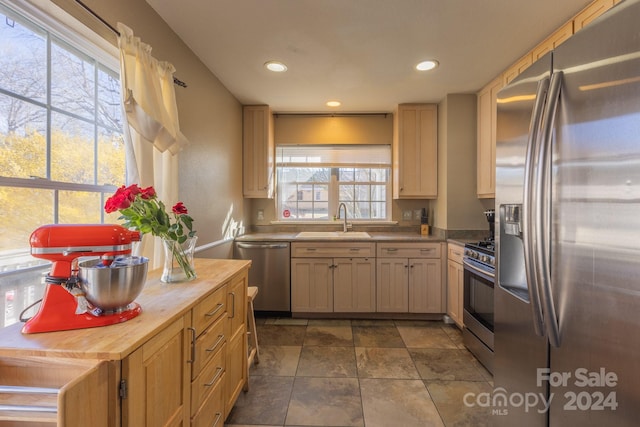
205;303;224;317
206;334;225;352
349;248;360;251
452;251;461;257
188;327;196;364
420;248;434;252
212;412;222;427
205;367;224;387
386;248;398;252
306;248;317;251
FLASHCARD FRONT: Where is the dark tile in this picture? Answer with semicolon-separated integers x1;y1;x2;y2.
256;324;306;346
286;377;364;426
426;380;493;427
360;378;443;427
226;376;294;426
397;325;458;349
308;318;351;326
409;348;487;381
296;346;357;377
303;325;353;346
351;319;396;327
353;326;405;348
355;347;420;379
250;345;301;377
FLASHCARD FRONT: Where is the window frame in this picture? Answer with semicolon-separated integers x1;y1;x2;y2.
0;0;125;328
275;145;392;222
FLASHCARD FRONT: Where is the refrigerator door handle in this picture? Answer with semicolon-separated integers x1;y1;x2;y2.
522;77;550;338
535;71;563;348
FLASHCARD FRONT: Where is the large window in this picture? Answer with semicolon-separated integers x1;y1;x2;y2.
276;145;391;221
0;2;124;328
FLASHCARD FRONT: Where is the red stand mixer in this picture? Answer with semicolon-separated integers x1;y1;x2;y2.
22;224;146;334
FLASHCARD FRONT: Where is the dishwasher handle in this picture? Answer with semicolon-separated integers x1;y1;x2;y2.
236;242;289;250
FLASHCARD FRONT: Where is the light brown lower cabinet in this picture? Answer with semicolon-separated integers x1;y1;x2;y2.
122;271;248;426
447;243;465;328
122;316;190;427
376;243;444;313
0;356;110;426
0;259;250;427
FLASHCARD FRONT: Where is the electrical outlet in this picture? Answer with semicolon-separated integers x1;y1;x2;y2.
402;210;412;221
257;209;264;221
414;210;422;220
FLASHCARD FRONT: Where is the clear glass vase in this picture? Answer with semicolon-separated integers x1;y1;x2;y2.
160;236;197;283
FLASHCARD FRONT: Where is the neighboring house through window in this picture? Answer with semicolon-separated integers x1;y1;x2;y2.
276;145;391;221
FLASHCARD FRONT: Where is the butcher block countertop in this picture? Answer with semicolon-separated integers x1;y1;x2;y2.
0;258;251;360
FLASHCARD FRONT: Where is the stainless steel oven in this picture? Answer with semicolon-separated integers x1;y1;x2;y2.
462;241;495;373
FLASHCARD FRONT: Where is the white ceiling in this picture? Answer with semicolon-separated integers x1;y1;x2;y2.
146;0;593;113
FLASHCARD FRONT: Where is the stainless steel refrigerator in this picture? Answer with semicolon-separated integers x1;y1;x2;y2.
494;0;640;425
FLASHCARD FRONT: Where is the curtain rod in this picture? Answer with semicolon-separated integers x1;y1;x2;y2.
74;0;188;88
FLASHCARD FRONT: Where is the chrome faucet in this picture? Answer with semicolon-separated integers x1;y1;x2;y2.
337;202;351;232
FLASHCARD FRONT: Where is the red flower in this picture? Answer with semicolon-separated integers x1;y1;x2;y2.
140;186;156;199
104;192;131;213
172;202;188;215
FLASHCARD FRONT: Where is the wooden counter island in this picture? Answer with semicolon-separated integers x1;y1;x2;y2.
0;258;251;427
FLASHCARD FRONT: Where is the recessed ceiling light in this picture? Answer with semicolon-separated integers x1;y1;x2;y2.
264;61;288;72
416;60;439;71
326;100;341;107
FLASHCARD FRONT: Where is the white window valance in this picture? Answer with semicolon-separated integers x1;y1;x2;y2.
117;22;188;155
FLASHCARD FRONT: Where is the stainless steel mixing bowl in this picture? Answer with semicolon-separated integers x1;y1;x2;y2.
78;256;149;312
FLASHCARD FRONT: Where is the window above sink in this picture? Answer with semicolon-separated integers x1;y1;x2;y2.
276;145;391;222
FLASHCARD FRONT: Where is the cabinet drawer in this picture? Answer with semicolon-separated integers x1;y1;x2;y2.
448;243;464;264
377;243;441;258
191;371;225;427
191;342;226;416
192;285;226;335
292;242;375;258
192;315;226;380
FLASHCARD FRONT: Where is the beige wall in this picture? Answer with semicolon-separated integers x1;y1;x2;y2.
275;114;393;145
48;0;246;258
436;94;493;233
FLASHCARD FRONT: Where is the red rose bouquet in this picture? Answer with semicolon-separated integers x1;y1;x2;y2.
105;184;197;281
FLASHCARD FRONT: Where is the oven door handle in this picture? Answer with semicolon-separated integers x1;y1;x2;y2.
463;260;495;282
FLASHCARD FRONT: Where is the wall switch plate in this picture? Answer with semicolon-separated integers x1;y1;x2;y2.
414;210;422;220
402;210;412;221
257;209;264;221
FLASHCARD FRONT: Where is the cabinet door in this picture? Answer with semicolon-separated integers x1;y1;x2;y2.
408;258;443;313
291;258;334;312
376;258;408;312
225;273;247;416
477;76;503;198
334;258;375;312
122;316;189;427
447;259;464;327
243;105;274;198
393;104;438;199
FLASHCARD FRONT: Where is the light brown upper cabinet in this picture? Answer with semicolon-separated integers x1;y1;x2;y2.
503;54;533;87
243;105;274;198
393;104;438;199
476;76;503;199
574;0;616;31
532;21;574;61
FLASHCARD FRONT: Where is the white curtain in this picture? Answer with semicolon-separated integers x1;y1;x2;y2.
117;22;188;269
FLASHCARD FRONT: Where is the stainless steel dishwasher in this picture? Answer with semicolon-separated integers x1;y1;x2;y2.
233;241;291;314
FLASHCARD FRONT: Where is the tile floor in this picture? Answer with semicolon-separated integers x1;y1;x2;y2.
225;318;493;427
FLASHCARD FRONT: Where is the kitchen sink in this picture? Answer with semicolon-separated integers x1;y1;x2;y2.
295;231;371;239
